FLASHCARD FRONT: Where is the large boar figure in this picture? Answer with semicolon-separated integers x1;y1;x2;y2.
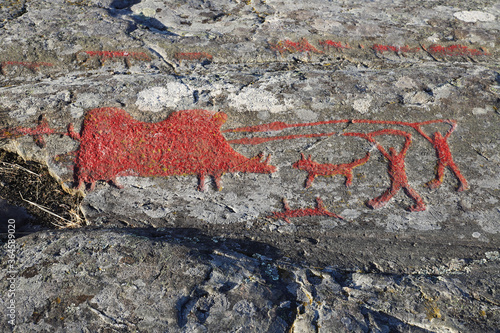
69;107;276;191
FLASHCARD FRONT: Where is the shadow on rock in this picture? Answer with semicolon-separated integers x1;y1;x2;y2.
107;0;178;35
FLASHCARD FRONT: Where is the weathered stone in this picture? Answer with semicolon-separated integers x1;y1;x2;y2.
1;0;499;331
2;229;500;332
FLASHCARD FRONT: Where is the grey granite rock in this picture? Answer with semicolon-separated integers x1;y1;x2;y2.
1;228;500;332
1;0;499;331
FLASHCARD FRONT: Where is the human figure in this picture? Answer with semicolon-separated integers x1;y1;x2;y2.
365;130;426;212
412;120;469;191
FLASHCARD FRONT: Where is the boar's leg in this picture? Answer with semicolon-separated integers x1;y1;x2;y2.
212;172;224;191
305;173;316;188
109;178;124;189
75;179;85;191
198;173;207;192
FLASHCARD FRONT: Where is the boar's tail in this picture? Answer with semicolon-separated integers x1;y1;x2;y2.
67;123;81;141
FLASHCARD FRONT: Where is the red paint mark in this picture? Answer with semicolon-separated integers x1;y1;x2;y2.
67;123;81;141
1;61;53;74
2;110;468;203
268;197;343;223
293;152;370;188
319;40;350;51
72;108;276;191
0;115;58;148
174;52;213;61
223;120;349;133
270;38;323;55
372;44;420;54
352;119;468;191
76;51;151;65
413;120;469;191
227;131;337;145
226;118;469;194
424;44;489;56
224;119;449;134
365;129;426;212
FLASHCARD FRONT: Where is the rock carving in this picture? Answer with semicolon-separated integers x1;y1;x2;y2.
0;109;469;215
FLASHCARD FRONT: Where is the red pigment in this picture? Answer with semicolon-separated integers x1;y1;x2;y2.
353;119;468;191
1;61;53;74
227;131;338;145
268;197;343;223
226;118;468;193
372;44;420;54
0;115;58;148
270;38;322;55
174;52;213;61
77;51;151;62
223;120;349;133
318;40;350;51
293;152;370;188
425;44;489;56
412;120;469;191
224;119;447;133
365;129;426;212
2;111;467;197
70;108;276;191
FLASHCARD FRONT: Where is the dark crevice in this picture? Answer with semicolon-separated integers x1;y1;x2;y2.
361;307;435;333
107;0;177;36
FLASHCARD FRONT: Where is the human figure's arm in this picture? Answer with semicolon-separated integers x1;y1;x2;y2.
412;124;432;143
444;119;457;139
400;133;412;156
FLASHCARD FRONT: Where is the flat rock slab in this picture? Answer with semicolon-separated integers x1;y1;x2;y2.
1;228;500;332
0;0;499;331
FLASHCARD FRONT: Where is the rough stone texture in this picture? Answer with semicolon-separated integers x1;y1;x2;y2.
2;229;500;332
1;0;499;331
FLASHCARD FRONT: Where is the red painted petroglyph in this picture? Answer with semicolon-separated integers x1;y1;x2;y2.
424;44;489;57
227;131;338;145
225;119;448;134
293;152;370;188
364;129;426;212
69;108;275;191
1;109;275;191
351;119;468;191
2;110;469;214
412;120;469;191
268;197;343;223
1;61;53;75
265;39;490;60
174;52;213;61
270;38;323;55
222;120;349;133
225;118;468;212
227;118;467;193
318;40;350;51
76;51;151;66
0;115;57;148
371;44;420;54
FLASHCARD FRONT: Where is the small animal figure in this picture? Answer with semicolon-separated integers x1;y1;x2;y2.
268;197;343;223
292;151;370;188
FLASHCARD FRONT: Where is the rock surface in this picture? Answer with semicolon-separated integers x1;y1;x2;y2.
1;0;499;331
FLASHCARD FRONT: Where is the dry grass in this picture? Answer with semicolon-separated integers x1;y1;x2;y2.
0;148;86;228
